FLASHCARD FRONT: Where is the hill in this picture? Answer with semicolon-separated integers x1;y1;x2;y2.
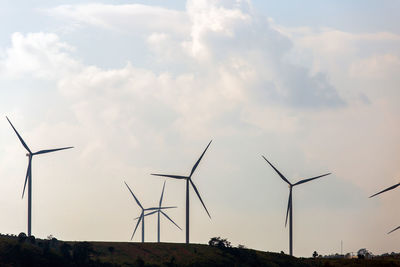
0;234;399;266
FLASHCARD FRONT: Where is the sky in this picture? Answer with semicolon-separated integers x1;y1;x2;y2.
0;0;399;257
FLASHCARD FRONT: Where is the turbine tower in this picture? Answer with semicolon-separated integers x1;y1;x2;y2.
369;181;400;234
262;156;331;256
124;181;175;242
6;116;73;236
134;181;181;242
151;140;212;244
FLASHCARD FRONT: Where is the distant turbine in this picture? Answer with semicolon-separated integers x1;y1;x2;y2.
124;181;176;242
134;181;181;242
369;181;400;234
151;140;212;244
262;156;331;256
6;116;73;237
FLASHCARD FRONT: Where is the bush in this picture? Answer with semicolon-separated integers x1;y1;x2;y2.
18;232;27;243
208;237;232;249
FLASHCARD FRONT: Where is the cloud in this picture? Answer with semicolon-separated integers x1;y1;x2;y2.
0;32;78;80
45;0;345;109
45;3;189;35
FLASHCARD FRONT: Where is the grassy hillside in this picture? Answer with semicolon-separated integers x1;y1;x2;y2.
0;234;399;266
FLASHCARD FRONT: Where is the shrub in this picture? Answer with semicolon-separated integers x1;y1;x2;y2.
208;237;232;249
18;232;27;243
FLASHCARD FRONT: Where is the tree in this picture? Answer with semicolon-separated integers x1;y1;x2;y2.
18;232;27;243
313;251;318;258
208;237;232;249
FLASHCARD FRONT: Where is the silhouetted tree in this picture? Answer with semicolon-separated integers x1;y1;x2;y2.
208;237;231;249
108;246;115;254
18;232;27;243
313;251;318;258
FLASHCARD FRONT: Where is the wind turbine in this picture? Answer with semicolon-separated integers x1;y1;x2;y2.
151;140;212;244
262;156;331;256
124;181;176;242
134;181;181;242
369;181;400;234
6;116;73;237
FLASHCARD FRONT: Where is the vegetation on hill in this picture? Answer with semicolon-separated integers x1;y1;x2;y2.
0;233;399;266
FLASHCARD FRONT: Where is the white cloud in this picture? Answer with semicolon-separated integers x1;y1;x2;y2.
0;32;78;80
45;3;189;35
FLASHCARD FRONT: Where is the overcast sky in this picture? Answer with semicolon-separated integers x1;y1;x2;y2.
0;0;399;257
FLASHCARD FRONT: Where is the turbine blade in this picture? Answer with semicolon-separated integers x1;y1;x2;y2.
293;173;331;186
189;179;211;219
262;156;291;185
190;140;212;177
6;117;31;154
369;183;400;198
161;210;182;230
135;210;157;219
151;174;188;179
131;214;143;240
285;189;292;227
159;180;166;207
388;226;400;234
146;206;177;211
33;146;73;155
124;181;143;209
22;158;31;199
